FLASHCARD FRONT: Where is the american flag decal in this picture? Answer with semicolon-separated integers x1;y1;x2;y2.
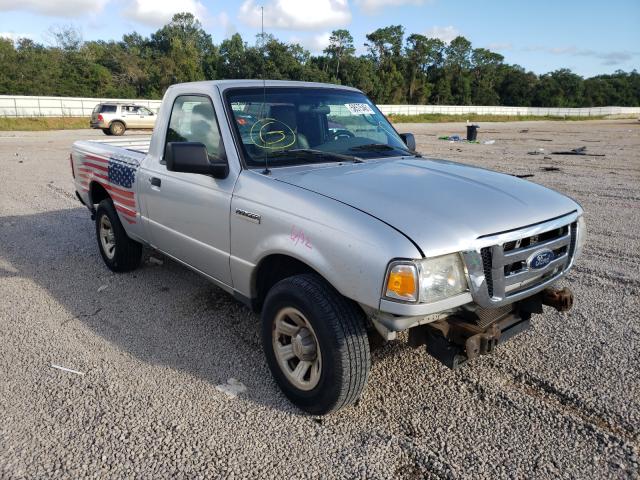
77;153;139;224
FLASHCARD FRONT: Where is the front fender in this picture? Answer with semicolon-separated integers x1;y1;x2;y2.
229;171;421;310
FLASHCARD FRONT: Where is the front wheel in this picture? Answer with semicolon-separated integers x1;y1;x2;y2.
261;274;371;415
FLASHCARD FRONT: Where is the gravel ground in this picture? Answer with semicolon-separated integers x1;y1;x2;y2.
0;121;638;479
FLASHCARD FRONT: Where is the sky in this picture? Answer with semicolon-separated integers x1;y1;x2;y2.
0;0;638;77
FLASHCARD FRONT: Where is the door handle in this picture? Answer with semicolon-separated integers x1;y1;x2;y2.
150;177;161;187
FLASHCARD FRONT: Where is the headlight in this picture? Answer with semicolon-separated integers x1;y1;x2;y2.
575;215;586;258
418;253;468;303
384;253;468;304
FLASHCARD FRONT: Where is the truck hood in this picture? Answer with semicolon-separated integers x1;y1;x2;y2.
275;158;579;256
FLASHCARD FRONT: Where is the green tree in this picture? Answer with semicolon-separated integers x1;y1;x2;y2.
0;19;638;107
470;48;504;105
324;29;355;79
365;25;404;64
405;34;444;103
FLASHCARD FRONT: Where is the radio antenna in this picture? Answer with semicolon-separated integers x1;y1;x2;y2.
260;5;270;175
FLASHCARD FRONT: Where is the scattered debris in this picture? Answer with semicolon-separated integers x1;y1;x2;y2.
148;256;164;266
482;140;496;145
50;364;85;376
542;166;561;172
97;284;108;292
513;174;535;178
544;156;552;160
528;148;545;155
438;135;461;141
551;146;605;156
533;138;553;142
77;307;102;319
519;129;529;133
216;378;247;398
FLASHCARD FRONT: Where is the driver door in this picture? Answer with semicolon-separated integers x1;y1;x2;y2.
137;94;233;285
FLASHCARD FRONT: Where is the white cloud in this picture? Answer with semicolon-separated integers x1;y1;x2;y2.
0;32;34;41
356;0;427;14
424;25;459;43
239;0;351;30
486;42;512;51
0;0;107;16
525;45;637;66
123;0;208;27
215;11;237;38
290;32;332;53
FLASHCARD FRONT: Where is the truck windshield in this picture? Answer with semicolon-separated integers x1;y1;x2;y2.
225;87;412;168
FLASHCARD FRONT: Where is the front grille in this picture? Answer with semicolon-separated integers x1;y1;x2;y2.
480;247;494;297
475;304;513;328
473;216;578;305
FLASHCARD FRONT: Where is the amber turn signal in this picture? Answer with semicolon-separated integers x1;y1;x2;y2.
385;264;418;302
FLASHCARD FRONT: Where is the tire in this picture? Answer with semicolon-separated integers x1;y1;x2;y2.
102;129;112;136
109;121;125;136
95;199;142;272
261;274;370;415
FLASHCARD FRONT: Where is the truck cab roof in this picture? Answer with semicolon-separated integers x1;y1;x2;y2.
166;79;362;94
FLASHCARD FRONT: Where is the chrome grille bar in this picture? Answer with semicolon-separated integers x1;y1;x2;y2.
463;212;579;308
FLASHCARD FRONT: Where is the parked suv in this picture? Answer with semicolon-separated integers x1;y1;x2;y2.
90;103;156;136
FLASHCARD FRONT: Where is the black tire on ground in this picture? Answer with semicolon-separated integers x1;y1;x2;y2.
261;273;371;415
109;121;125;136
102;129;112;136
95;198;142;272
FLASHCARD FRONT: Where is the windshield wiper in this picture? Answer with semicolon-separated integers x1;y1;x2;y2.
349;143;421;157
269;149;363;164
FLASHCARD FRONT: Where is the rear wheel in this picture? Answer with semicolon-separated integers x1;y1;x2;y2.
109;121;125;136
102;128;112;136
95;199;142;272
261;274;370;415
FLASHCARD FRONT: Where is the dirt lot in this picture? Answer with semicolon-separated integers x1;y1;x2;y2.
0;120;638;479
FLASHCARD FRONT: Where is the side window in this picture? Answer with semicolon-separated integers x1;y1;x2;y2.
166;95;223;160
100;105;117;113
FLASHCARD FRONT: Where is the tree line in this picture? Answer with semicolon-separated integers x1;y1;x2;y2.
1;13;638;107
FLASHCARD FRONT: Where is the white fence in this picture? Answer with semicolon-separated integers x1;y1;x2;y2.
0;95;163;117
0;94;639;118
377;104;640;117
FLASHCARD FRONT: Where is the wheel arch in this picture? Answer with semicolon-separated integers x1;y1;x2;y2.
109;119;127;129
89;181;110;210
253;253;333;313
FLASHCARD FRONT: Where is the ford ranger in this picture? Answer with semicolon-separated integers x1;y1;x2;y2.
71;80;586;414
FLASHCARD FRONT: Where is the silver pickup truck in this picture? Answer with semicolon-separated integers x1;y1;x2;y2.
71;80;585;414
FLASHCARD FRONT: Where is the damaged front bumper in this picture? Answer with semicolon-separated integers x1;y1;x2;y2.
371;286;574;369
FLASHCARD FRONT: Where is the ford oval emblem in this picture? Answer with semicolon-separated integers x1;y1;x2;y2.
527;249;554;269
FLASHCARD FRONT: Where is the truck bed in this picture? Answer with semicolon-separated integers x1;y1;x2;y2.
86;136;152;154
71;136;150;229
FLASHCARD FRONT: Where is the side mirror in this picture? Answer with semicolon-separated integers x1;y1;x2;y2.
165;142;229;179
400;133;416;151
